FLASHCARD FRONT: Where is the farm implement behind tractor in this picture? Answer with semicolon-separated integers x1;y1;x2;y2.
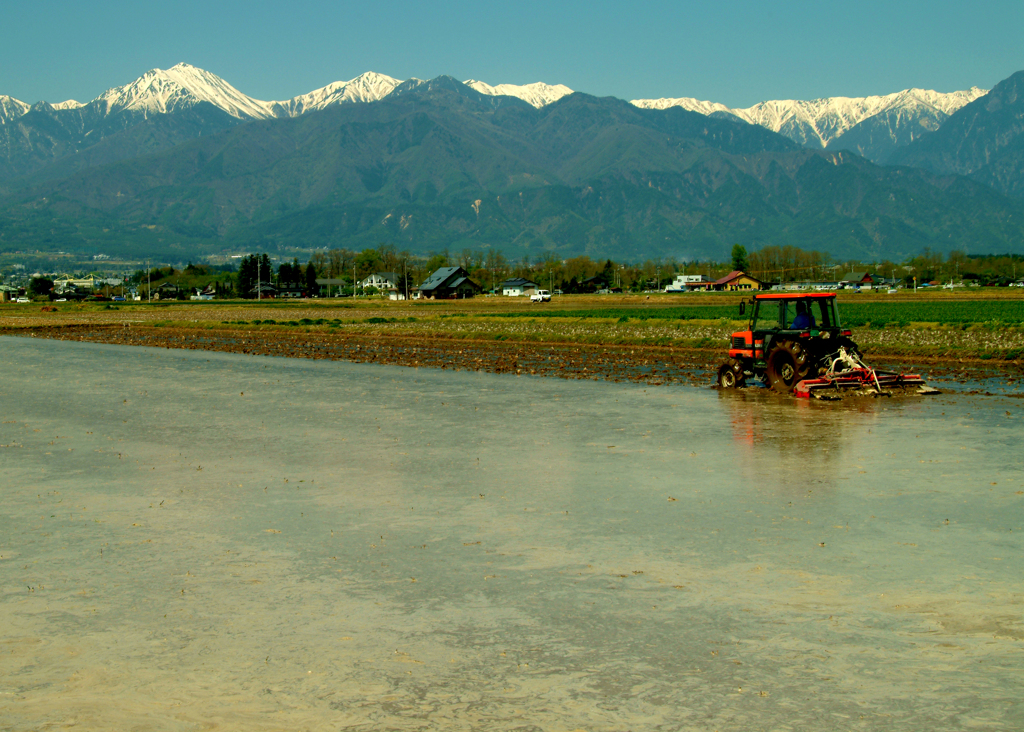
716;292;936;399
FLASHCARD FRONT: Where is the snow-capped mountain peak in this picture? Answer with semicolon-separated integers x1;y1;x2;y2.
0;95;30;124
464;79;573;108
0;63;991;163
270;72;402;117
95;62;276;119
631;87;989;149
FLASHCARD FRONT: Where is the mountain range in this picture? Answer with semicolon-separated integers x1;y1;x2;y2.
632;87;988;165
0;63;989;170
1;64;1023;263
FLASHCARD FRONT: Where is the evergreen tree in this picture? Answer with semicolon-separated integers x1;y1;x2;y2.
237;255;256;297
259;254;272;286
731;245;749;272
305;262;319;294
29;277;54;297
237;253;272;297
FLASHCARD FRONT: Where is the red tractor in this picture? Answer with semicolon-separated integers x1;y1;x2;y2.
717;292;928;397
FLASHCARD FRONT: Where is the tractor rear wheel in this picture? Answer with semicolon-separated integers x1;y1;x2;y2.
766;340;812;392
717;362;745;389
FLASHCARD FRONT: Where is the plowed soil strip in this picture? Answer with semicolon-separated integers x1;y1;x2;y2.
7;323;1023;394
9;324;720;387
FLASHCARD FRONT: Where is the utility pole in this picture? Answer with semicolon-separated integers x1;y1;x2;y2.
147;260;151;303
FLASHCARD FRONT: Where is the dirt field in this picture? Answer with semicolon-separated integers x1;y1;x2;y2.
2;294;1022;390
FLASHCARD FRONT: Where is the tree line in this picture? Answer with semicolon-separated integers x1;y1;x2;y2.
107;244;1024;300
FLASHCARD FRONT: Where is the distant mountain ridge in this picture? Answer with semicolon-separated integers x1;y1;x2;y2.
464;80;573;108
0;63;985;136
268;72;403;116
889;70;1024;198
632;87;987;163
3;64;1024;265
0;63;992;167
2;78;1021;265
0;63;561;123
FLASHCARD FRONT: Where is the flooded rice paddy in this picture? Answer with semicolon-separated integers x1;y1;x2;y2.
1;336;1021;731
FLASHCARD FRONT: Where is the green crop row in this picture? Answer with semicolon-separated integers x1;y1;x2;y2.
478;300;1024;326
837;301;1024;326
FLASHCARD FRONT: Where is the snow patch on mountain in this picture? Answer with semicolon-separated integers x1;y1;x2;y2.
270;72;401;116
464;79;573;108
629;96;732;116
631;87;988;147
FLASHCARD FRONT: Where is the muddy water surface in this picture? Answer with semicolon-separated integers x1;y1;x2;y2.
1;337;1021;731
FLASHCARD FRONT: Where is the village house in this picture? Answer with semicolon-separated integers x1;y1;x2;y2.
250;283;278;299
665;274;712;292
190;285;217;301
499;277;539;296
315;278;348;297
359;272;398;291
710;271;766;292
841;272;874;286
277;284;304;298
417;267;481;299
52;275;117;293
154;282;182;300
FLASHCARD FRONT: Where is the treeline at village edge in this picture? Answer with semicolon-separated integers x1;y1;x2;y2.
10;244;1024;302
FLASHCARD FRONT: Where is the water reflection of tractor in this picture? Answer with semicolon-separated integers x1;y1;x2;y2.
717;293;934;398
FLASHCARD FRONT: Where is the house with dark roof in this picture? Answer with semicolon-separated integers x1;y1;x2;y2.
417;267;482;299
841;272;874;285
191;284;217;301
359;272;398;290
154;282;182;300
277;284;304;298
499;277;539;296
250;283;279;299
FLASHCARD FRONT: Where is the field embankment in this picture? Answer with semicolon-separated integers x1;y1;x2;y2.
2;291;1022;386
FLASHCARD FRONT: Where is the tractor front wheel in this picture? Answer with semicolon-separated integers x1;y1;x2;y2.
766;340;811;392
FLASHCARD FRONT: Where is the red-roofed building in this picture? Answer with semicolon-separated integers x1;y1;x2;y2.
712;271;766;292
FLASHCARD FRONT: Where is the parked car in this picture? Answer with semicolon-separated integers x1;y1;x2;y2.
530;289;551;302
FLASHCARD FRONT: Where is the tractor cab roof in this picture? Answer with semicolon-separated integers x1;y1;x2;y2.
753;292;836;300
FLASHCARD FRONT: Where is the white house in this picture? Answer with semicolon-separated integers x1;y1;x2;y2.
500;277;539;296
665;274;711;292
359;272;398;290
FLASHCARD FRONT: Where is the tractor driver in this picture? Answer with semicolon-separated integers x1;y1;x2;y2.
792;300;816;330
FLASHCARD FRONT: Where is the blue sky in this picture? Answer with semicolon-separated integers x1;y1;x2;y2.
4;0;1022;107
